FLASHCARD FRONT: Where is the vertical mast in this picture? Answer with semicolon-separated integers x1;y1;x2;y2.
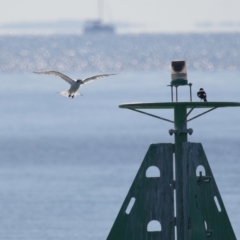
98;0;104;22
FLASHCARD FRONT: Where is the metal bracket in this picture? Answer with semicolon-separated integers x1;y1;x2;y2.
187;107;218;122
127;108;174;123
168;83;193;102
197;172;211;184
206;230;213;237
169;128;193;136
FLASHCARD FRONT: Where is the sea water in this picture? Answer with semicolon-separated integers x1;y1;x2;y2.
0;70;239;239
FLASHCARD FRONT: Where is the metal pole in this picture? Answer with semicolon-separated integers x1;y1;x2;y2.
189;83;192;102
174;105;188;239
176;86;178;102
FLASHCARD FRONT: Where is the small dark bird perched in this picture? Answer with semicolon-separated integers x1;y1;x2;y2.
197;88;207;102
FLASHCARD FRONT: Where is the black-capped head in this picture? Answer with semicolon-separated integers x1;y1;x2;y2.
76;79;84;84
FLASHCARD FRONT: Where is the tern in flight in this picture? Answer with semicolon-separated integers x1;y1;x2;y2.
34;71;116;98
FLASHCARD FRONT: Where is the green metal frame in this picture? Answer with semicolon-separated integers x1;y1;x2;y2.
106;101;239;240
119;102;240;109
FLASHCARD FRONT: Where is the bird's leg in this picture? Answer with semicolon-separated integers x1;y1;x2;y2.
72;95;74;98
68;95;71;97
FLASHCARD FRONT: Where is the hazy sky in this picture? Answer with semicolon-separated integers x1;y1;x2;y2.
1;0;240;33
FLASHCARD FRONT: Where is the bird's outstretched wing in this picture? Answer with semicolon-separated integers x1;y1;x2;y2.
33;71;74;85
82;73;116;84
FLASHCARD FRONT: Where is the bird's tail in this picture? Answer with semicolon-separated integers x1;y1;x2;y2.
56;90;70;97
73;92;81;97
56;90;82;97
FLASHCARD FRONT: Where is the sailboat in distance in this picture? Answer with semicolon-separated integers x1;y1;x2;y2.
83;0;115;34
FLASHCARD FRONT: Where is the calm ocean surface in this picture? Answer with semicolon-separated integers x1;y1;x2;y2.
0;70;240;239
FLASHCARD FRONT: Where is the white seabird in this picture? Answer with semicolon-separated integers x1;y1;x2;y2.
34;71;116;98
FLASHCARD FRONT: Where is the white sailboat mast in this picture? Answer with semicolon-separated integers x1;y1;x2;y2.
98;0;104;22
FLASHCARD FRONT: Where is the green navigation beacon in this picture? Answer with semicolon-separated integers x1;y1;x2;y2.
106;61;239;240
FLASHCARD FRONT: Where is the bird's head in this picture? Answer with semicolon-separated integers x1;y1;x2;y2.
76;79;84;84
200;88;204;91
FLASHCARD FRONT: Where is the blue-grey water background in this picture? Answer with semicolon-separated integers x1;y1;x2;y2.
0;34;240;239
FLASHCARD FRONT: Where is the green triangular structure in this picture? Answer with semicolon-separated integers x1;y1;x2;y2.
182;142;236;239
111;98;239;240
107;143;175;240
106;142;236;240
